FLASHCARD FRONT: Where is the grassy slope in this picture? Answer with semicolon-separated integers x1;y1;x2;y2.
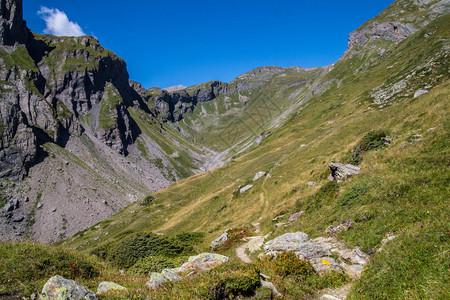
59;12;450;299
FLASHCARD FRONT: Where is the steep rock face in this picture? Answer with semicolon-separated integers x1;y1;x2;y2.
138;81;227;122
0;0;27;45
31;35;140;155
0;20;142;178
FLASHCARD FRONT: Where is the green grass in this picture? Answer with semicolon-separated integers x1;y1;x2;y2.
0;242;102;297
98;83;121;130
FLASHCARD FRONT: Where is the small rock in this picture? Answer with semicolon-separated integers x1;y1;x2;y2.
325;220;353;235
305;181;316;186
145;272;168;290
409;134;422;142
52;208;57;213
344;264;364;279
381;235;397;246
289;211;303;222
274;222;288;228
40;275;96;299
387;65;394;69
414;89;429;98
37;203;43;209
311;257;343;274
162;269;182;282
253;171;266;181
272;214;286;222
239;185;253;194
210;230;228;251
12;215;25;223
97;281;127;294
328;121;336;124
320;295;341;300
261;280;283;298
25;197;29;202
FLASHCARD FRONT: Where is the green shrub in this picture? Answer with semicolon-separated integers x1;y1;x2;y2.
270;252;315;278
359;130;389;152
306;181;339;210
346;129;389;165
218;228;252;252
207;262;261;299
92;232;195;268
139;195;156;206
337;181;369;207
128;256;186;275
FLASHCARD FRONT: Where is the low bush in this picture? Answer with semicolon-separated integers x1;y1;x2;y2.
0;242;102;297
336;181;369;207
128;255;187;275
92;232;197;268
346;129;389;165
262;252;315;278
206;262;261;299
306;181;339;210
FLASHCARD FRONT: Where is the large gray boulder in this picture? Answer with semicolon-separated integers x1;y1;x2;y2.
39;275;96;300
263;232;331;259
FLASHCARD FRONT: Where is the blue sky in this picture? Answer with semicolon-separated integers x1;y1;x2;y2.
23;0;394;89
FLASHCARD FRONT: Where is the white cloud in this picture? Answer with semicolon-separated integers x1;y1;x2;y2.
38;6;85;37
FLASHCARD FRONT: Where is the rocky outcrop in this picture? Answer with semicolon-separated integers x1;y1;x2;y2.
0;0;28;45
146;253;229;289
263;232;332;259
39;275;96;300
347;21;417;52
328;163;360;181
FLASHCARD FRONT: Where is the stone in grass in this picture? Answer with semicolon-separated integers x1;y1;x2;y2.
162;269;182;282
145;272;168;290
328;163;360;181
40;275;96;300
188;253;229;264
344;264;364;279
253;171;266;181
414;89;428;98
263;232;331;259
240;185;253;194
210;230;228;251
97;281;127;294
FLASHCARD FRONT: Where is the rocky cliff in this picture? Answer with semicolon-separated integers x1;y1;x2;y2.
0;0;211;242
